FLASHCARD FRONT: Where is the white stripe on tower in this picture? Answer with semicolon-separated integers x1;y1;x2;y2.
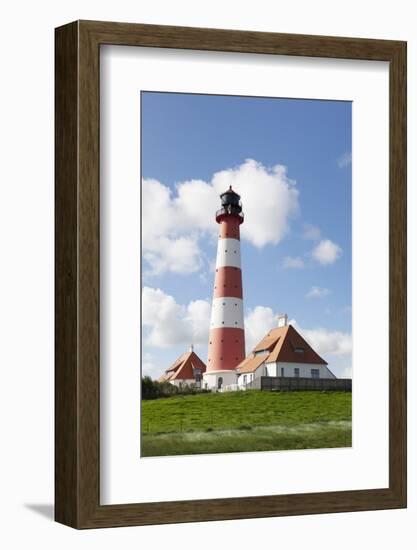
210;297;244;329
207;186;246;374
215;238;242;269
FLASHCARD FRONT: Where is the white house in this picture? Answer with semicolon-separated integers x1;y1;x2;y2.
235;318;336;388
158;318;337;391
158;346;207;388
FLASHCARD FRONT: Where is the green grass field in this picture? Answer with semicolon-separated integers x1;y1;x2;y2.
141;390;352;457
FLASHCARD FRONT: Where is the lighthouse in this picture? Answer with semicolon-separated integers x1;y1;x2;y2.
203;186;245;391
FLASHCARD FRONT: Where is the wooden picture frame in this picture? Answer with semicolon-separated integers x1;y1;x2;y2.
55;20;407;529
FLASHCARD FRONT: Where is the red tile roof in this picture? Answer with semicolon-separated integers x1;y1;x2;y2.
235;352;269;373
158;350;207;382
236;324;327;374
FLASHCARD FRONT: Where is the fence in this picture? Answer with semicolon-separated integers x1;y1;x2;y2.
246;376;352;392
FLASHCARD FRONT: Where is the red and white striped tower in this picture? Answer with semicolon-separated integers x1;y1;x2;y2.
204;186;245;390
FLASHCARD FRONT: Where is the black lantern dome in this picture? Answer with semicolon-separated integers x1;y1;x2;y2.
216;186;244;223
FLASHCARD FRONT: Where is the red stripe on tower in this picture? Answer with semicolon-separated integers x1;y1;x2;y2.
205;186;245;388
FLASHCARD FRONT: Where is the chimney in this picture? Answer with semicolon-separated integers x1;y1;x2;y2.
277;313;288;328
189;344;194;352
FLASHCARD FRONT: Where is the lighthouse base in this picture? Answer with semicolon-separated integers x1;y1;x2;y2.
203;369;238;391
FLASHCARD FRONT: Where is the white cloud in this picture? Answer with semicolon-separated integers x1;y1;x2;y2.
142;159;300;274
142;352;160;378
142;286;211;348
142;178;204;276
212;159;299;247
304;327;352;356
244;307;352;363
306;286;331;299
312;239;342;265
173;178;218;233
244;306;276;352
291;321;352;357
185;299;212;345
337;151;352;168
282;256;305;269
340;366;352;378
143;236;202;276
303;223;321;241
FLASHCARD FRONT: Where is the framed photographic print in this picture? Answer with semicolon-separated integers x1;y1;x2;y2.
55;20;406;528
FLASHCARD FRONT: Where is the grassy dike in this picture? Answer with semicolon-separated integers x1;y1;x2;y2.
141;390;352;457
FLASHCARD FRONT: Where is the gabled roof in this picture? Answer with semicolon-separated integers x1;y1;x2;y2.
235;351;269;374
236;324;327;374
158;350;207;382
253;331;280;353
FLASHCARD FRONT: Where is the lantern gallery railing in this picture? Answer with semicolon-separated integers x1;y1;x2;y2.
215;207;244;220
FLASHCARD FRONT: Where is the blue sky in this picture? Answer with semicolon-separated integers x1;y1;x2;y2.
141;91;352;379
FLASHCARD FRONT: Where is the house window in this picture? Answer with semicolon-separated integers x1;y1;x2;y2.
243;375;247;385
217;377;223;389
311;369;320;379
294;368;300;378
194;368;202;382
254;349;268;356
294;347;304;353
264;366;268;376
281;367;284;377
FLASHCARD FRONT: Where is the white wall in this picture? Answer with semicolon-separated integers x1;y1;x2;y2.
239;361;335;383
274;362;336;379
204;370;238;389
169;379;197;387
1;1;416;549
237;372;255;387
